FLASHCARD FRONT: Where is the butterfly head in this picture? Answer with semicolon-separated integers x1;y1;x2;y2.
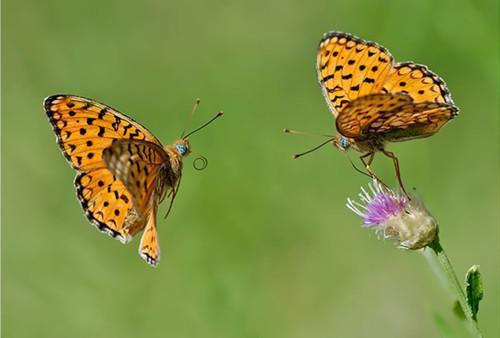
334;135;351;152
175;110;223;157
174;139;191;157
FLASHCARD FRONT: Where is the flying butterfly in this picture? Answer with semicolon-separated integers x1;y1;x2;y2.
285;31;458;193
45;95;222;267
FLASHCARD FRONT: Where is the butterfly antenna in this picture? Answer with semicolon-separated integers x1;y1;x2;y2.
283;128;334;138
183;111;224;139
292;138;335;159
180;98;201;138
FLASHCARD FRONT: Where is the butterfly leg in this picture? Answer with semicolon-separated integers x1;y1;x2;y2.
164;174;182;219
359;152;389;188
349;157;372;179
382;150;409;197
139;205;160;267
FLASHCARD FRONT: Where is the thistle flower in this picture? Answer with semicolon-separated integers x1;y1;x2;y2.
347;180;438;250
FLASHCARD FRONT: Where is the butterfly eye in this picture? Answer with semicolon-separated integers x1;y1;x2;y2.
340;137;350;149
175;144;186;155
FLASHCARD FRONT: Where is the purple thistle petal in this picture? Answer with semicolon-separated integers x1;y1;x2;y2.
363;191;407;227
347;180;438;250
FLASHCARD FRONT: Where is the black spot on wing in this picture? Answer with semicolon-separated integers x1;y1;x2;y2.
98;126;105;137
73;173;126;243
322;74;334;82
98;108;107;119
129;128;141;139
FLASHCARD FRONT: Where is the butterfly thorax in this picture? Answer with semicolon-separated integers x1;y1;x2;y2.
164;139;190;178
354;138;386;154
333;134;385;154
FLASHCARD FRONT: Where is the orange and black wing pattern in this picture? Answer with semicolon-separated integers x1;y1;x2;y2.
317;31;457;118
381;62;453;104
74;169;140;242
45;94;164;243
336;93;458;142
102;139;169;214
45;95;162;171
139;208;161;267
102;139;169;267
317;32;394;116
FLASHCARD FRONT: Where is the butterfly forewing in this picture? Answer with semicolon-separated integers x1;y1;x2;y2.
139;209;160;267
45;95;162;171
317;32;394;115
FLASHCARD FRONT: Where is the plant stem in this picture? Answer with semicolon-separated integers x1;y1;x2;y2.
424;238;483;338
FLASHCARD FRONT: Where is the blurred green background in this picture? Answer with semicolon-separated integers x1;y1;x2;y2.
2;0;499;337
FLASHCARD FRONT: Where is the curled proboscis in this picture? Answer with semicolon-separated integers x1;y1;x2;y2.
193;156;208;170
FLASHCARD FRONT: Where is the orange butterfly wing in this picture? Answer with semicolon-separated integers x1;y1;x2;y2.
45;95;162;171
317;32;394;116
139;207;161;267
102;139;170;214
382;62;454;104
75;169;138;242
336;93;458;141
102;139;172;267
45;95;165;243
317;31;457;118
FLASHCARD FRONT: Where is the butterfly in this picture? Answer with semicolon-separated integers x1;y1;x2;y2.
45;95;222;267
287;31;458;192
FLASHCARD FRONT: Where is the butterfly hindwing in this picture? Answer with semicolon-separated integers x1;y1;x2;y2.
364;102;458;142
75;168;144;243
336;93;458;141
382;62;454;104
102;139;168;214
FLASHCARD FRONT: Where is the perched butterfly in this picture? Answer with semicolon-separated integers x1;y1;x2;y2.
286;31;458;192
45;95;222;267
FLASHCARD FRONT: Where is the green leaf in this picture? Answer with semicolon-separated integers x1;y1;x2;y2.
465;265;484;321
